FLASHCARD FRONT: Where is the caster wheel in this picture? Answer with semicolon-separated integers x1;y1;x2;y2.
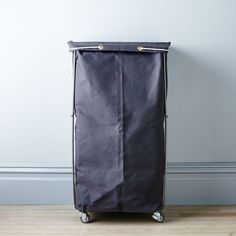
79;212;90;223
152;211;165;223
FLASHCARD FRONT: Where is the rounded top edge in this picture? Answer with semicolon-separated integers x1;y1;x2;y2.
67;41;171;52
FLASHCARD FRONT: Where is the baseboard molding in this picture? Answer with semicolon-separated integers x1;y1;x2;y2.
0;162;236;204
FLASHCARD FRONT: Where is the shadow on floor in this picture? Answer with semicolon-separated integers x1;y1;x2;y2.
88;212;177;223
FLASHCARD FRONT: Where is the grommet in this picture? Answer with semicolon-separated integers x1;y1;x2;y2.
137;46;143;51
98;44;104;50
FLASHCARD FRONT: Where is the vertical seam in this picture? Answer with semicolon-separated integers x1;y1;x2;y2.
118;52;124;211
121;53;124;181
118;52;124;164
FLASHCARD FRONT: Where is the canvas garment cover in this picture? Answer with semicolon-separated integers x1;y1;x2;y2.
68;42;171;213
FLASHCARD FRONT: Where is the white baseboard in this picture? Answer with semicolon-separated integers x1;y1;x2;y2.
0;162;236;204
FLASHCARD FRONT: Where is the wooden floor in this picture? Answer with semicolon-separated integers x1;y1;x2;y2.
0;205;236;236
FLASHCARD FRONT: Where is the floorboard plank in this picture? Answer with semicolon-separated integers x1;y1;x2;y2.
0;205;235;236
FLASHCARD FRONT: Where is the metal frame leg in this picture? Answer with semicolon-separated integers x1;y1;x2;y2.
71;51;91;222
152;52;168;223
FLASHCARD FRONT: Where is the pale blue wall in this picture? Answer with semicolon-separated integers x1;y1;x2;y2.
0;0;236;204
0;0;236;165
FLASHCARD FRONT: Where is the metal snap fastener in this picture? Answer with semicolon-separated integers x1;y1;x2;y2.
98;44;103;50
137;46;143;51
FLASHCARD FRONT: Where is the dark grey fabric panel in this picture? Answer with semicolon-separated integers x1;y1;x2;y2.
75;51;123;212
71;42;170;213
121;53;165;212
